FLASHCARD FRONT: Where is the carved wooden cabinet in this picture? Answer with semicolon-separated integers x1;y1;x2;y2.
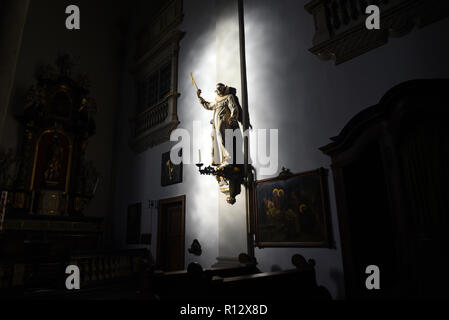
321;80;449;298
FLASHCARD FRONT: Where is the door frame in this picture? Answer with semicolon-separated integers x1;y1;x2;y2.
156;195;186;271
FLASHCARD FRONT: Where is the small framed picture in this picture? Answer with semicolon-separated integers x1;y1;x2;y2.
161;149;183;187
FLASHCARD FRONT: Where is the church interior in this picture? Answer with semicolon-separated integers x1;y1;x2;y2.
1;0;449;303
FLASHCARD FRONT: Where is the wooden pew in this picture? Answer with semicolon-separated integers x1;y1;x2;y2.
152;254;331;301
153;263;261;300
209;255;332;301
209;255;331;301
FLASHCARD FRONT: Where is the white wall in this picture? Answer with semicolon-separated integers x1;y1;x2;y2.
243;0;449;299
112;0;220;269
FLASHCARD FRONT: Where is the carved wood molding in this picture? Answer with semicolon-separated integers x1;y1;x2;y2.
305;0;449;65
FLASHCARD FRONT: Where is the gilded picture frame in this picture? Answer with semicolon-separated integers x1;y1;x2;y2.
161;149;183;187
254;168;330;248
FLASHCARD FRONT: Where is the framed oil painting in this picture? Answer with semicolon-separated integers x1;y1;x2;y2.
254;168;330;247
161;149;183;187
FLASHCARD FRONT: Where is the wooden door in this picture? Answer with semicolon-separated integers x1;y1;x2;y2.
157;196;185;271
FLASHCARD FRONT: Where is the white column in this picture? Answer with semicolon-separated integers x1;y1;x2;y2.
213;0;248;267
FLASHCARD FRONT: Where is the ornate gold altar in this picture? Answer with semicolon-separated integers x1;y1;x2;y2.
0;55;103;258
9;55;99;217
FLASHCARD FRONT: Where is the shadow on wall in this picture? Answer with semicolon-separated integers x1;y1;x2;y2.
330;267;345;299
271;264;282;272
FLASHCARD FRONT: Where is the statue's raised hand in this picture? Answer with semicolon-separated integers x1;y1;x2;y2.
197;89;202;99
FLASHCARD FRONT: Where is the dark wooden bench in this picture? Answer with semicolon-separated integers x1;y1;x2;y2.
152;254;331;301
153;263;261;300
210;269;330;301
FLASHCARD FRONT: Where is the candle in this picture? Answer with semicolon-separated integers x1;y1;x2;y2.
198;149;202;163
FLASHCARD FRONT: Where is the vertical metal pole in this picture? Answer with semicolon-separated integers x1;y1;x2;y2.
238;0;254;258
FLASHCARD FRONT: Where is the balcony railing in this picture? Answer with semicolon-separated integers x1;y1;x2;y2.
129;93;180;153
305;0;449;64
133;100;169;138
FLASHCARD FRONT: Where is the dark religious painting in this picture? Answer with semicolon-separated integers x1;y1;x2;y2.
255;168;329;247
161;149;183;187
126;203;142;244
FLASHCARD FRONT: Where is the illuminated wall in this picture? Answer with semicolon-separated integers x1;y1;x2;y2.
112;0;221;268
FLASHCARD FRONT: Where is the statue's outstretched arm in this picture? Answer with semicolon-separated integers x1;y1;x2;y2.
197;89;216;110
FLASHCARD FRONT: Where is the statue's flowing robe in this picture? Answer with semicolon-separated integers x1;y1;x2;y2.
201;92;240;166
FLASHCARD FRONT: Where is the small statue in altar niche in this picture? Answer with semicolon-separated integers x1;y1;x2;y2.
44;144;64;184
196;83;242;167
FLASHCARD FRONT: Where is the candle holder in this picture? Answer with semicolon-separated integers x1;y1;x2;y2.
196;163;221;176
195;162;246;204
